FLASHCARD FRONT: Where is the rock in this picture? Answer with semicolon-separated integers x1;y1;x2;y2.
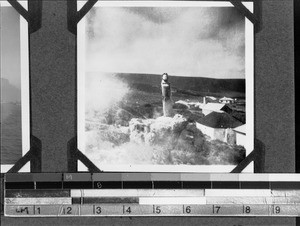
203;139;245;165
174;109;204;122
144;115;188;147
97;125;130;146
176;126;205;153
129;118;153;144
174;122;205;152
128;113;245;165
169;149;196;165
115;109;133;126
129;114;206;153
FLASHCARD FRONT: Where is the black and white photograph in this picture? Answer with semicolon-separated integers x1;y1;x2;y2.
1;0;298;223
78;1;254;172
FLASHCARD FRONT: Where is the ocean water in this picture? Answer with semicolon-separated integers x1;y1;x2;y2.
1;103;22;164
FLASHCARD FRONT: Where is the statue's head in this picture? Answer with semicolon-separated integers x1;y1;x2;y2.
162;73;168;81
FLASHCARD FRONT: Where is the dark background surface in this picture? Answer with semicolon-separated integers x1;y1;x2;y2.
1;0;298;225
294;0;299;219
255;0;295;173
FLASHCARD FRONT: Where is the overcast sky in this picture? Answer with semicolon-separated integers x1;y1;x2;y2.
86;6;245;79
1;6;21;88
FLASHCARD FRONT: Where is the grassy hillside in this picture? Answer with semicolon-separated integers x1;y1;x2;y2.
85;72;246;125
115;73;245;98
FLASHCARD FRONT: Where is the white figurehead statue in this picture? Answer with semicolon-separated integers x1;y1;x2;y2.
161;73;173;117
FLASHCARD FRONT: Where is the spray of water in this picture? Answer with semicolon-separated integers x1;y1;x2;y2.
85;72;130;118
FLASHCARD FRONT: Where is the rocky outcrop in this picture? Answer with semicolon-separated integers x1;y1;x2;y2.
128;114;245;165
129;114;206;152
86;113;245;165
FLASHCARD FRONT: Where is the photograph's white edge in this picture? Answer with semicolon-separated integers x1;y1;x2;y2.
0;1;30;173
78;12;86;154
20;1;30;158
243;2;254;173
77;1;255;173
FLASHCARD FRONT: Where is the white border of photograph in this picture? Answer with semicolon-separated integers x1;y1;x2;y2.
77;1;254;173
0;0;30;173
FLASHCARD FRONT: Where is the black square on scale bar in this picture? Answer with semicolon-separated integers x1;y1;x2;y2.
93;181;122;189
123;181;153;189
5;182;34;189
270;182;300;189
183;181;211;189
240;181;270;189
153;181;182;189
212;181;239;189
36;182;62;189
63;181;93;189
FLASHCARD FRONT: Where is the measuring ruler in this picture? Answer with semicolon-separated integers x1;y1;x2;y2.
4;173;300;217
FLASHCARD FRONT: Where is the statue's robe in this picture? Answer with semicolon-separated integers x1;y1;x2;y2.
161;80;173;117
